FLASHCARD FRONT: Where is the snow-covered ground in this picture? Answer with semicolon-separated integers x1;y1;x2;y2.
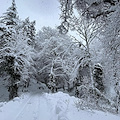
0;92;120;120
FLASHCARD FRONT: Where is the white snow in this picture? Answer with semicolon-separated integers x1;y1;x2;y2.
0;92;120;120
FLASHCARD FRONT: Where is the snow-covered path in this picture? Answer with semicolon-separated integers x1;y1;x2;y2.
15;95;41;120
14;94;51;120
0;92;120;120
0;93;52;120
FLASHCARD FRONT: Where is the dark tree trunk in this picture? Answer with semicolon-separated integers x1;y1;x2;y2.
9;84;18;100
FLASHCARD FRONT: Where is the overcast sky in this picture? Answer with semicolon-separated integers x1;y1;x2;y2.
0;0;61;31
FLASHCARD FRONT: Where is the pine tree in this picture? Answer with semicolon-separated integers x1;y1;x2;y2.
0;0;19;43
0;0;18;28
22;17;36;47
0;0;19;100
0;0;35;100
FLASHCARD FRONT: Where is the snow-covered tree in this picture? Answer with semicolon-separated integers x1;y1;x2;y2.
0;0;19;31
60;3;102;87
35;27;74;91
58;1;114;110
22;17;36;47
0;0;35;99
0;26;35;99
59;0;119;29
101;4;120;113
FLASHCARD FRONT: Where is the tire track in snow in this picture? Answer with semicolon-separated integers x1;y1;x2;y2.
33;96;40;120
14;96;33;120
15;95;40;120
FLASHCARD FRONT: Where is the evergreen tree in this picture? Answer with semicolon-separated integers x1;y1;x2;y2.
0;0;35;100
22;17;36;46
0;0;19;100
0;0;18;28
93;64;104;93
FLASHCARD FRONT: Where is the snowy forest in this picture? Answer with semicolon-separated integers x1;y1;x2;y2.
0;0;120;119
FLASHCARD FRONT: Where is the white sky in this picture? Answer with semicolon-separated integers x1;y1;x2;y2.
0;0;61;31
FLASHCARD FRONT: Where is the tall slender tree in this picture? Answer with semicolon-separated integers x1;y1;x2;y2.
0;0;35;100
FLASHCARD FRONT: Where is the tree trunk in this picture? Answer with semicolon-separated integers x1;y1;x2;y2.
9;84;18;100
